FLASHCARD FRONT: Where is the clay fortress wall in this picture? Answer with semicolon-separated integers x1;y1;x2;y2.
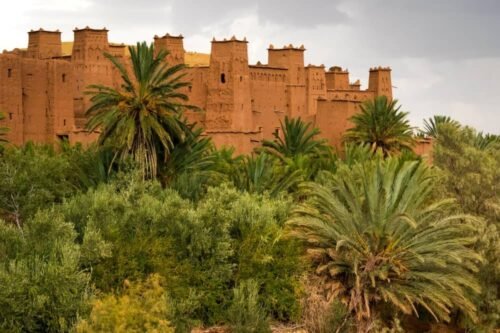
0;27;405;154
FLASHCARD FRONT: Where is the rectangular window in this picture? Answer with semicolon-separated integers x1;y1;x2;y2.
7;68;12;78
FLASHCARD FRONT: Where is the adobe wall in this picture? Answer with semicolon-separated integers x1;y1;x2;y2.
205;38;253;132
46;60;75;141
1;27;396;156
27;29;62;59
0;54;24;145
72;28;113;128
315;99;361;150
249;65;288;139
414;138;434;163
207;131;261;155
154;34;185;66
268;45;308;119
184;66;209;110
305;65;327;116
368;67;392;100
21;58;49;143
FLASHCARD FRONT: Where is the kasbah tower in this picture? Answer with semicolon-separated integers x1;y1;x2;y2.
0;27;430;155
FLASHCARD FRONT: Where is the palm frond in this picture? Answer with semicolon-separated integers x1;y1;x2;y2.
287;158;481;326
85;41;194;179
344;96;416;156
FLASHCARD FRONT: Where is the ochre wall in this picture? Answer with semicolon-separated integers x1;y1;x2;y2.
0;27;396;155
72;28;113;128
0;55;24;145
249;66;287;140
315;99;360;150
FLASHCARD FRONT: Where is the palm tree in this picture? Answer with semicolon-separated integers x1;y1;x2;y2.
344;96;415;156
287;158;481;331
232;153;301;197
85;41;192;178
262;116;330;160
0;112;9;145
422;115;461;138
161;123;219;199
473;132;500;151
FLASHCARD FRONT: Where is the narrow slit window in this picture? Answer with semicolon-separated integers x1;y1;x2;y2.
62;74;66;82
220;73;226;83
7;69;12;78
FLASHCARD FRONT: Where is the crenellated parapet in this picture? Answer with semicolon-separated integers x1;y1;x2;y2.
0;27;395;153
154;33;185;65
27;28;62;59
368;66;392;99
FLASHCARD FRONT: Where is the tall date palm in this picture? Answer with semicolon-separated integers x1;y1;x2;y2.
344;96;415;156
287;158;481;331
85;42;192;178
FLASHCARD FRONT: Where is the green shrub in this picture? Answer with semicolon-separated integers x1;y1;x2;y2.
75;274;173;333
228;279;271;333
57;177;303;328
0;144;75;224
0;211;92;332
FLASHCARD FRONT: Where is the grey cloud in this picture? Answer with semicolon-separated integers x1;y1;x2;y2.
344;0;500;59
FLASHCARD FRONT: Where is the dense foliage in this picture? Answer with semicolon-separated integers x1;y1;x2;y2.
0;43;497;332
431;124;500;332
0;211;94;332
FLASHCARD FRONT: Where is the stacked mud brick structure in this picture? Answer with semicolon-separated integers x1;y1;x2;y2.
1;27;429;155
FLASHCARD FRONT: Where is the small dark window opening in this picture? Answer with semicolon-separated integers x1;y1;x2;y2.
62;74;66;82
188;86;192;92
57;134;69;142
220;73;226;83
63;119;66;126
7;69;12;78
240;76;243;82
9;113;13;120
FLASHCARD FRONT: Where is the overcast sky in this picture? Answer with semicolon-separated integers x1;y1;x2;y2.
1;0;499;133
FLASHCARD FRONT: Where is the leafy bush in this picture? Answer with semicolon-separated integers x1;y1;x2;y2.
58;175;184;290
432;124;500;332
228;279;271;333
75;274;173;333
0;144;76;225
0;211;92;332
57;177;303;329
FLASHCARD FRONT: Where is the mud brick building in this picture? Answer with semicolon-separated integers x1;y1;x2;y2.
0;27;428;155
